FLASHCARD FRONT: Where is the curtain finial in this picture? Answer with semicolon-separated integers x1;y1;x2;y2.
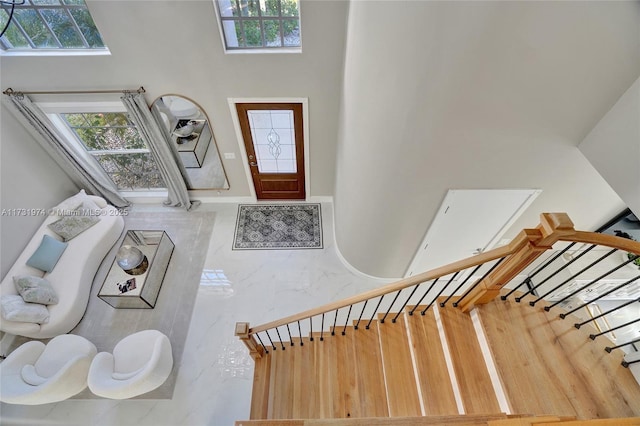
3;88;24;100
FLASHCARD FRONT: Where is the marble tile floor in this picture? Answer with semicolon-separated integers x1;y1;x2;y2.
0;201;390;426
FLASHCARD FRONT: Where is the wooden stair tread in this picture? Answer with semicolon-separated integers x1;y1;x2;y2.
349;322;389;417
377;312;422;417
237;412;511;425
405;305;459;415
477;294;640;418
437;300;501;414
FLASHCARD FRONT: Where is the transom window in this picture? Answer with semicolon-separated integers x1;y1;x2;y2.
216;0;300;50
60;112;165;191
0;0;107;51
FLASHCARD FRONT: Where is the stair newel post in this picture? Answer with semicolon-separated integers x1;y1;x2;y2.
235;322;263;360
457;213;575;313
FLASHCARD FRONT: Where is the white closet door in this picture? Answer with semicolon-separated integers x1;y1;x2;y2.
405;189;541;277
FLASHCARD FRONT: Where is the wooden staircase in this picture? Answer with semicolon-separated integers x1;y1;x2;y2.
241;295;640;423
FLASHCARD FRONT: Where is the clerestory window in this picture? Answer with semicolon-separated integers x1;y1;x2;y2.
0;0;107;53
215;0;301;52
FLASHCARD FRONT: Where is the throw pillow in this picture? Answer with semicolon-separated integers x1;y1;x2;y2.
51;189;89;213
0;295;50;324
25;235;68;273
48;204;100;241
13;275;59;305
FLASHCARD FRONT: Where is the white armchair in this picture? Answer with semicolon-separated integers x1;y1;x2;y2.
0;334;97;405
87;329;173;399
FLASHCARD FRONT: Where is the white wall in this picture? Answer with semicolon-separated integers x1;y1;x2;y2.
579;77;640;218
0;0;348;200
334;1;638;278
0;103;79;277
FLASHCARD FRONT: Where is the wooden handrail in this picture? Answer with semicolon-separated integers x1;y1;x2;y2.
561;231;640;254
247;232;531;335
246;212;640;336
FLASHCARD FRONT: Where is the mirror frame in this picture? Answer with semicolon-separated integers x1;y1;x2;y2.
151;94;229;191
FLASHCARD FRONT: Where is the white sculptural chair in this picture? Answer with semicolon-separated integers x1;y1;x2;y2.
87;329;173;399
0;334;97;405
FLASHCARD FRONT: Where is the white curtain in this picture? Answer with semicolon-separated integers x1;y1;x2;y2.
3;92;130;208
121;92;193;210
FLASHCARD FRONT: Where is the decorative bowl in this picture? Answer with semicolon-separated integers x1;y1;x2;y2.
173;124;195;138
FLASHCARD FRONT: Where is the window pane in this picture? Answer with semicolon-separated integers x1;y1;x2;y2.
15;9;59;48
63;112;146;151
95;153;165;191
68;8;104;47
217;0;238;17
62;113;88;127
30;0;61;5
0;10;32;48
63;0;86;5
243;20;262;47
259;0;279;17
239;0;259;17
222;20;241;47
282;19;299;46
281;0;298;17
263;19;281;46
40;9;85;48
248;110;296;174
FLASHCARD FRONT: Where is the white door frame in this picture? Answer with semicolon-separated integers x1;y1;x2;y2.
228;97;310;201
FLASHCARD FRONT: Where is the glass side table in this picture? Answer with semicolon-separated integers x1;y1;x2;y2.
99;230;175;309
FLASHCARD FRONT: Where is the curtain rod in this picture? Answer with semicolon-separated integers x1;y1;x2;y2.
2;86;145;96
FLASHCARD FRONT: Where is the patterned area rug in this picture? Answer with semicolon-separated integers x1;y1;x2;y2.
233;204;323;249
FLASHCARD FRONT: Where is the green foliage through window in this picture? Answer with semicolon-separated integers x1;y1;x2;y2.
218;0;300;50
0;0;106;50
62;112;165;191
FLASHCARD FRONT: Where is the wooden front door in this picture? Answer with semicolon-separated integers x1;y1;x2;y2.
236;103;305;200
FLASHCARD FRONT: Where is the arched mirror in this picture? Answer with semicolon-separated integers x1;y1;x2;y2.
151;95;229;190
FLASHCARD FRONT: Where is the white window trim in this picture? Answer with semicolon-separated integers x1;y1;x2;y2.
212;0;302;54
0;48;110;57
39;100;167;196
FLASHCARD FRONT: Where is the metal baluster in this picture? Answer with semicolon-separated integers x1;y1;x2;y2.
320;313;325;341
297;321;303;346
408;279;439;315
309;317;314;341
518;245;596;303
502;242;577;300
332;309;339;335
454;257;506;307
606;337;640;353
566;279;639;321
529;246;608;306
442;264;482;306
380;290;402;323
275;327;286;350
354;299;368;330
392;284;420;322
422;271;459;315
574;297;639;328
590;317;640;340
342;305;353;335
622;358;640;368
544;254;632;311
366;295;385;329
255;333;269;354
286;323;294;346
265;330;276;351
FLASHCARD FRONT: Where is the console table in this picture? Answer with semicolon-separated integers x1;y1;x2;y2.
174;119;212;168
99;230;174;309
